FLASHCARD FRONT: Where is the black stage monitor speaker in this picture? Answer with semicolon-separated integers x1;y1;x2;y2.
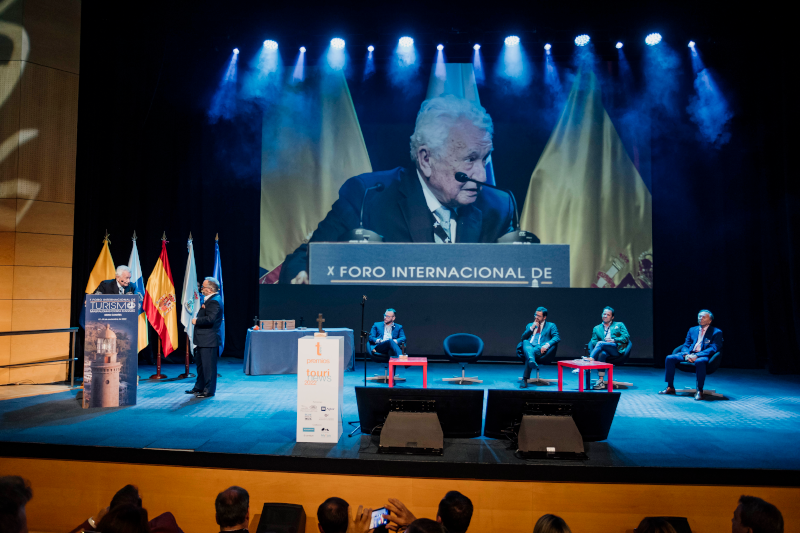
484;390;621;442
518;414;585;457
355;386;484;438
256;503;306;533
379;410;444;455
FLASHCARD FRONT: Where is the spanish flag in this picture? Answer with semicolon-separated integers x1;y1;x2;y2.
143;236;179;356
85;235;116;293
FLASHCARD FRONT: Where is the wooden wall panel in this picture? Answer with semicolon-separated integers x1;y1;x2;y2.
0;199;17;229
10;332;70;359
11;266;72;299
8;360;66;383
14;199;74;235
0;265;13;296
13;233;72;267
11;299;70;329
0;59;21;194
21;0;81;74
0;458;797;533
0;230;15;263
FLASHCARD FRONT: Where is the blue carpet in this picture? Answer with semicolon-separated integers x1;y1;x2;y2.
1;358;798;471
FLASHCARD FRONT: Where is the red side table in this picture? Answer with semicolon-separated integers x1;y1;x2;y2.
557;360;614;392
388;357;428;388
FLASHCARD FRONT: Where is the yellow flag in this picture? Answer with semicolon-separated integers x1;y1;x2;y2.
85;238;116;293
519;69;652;288
259;69;372;276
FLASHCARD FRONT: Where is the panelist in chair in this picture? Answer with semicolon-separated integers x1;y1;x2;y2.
586;306;630;389
518;307;560;388
280;95;516;284
659;309;723;401
369;309;406;359
94;265;136;294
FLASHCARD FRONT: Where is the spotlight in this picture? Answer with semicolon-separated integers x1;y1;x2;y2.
399;36;414;47
300;46;306;53
437;44;444;51
263;40;278;50
473;44;481;50
368;45;374;52
645;33;662;46
574;34;590;46
544;43;551;51
688;41;696;48
504;35;520;46
616;42;623;49
233;48;239;54
331;38;345;49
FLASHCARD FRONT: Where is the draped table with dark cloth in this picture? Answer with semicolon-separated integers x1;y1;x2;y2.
243;328;356;375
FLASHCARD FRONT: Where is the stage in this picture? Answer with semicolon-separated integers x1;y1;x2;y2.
1;359;798;486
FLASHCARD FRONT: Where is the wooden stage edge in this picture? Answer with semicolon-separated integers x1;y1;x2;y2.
2;456;799;533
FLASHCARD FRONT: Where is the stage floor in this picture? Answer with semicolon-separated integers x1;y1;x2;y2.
1;359;798;485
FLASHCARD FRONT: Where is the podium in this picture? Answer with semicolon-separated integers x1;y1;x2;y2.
308;242;570;287
83;294;139;408
296;336;344;442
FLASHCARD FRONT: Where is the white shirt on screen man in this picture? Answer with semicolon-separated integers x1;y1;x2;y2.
418;170;457;242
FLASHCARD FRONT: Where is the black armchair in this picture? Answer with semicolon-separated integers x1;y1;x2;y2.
517;342;559;386
672;345;724;397
366;340;406;383
583;341;634;388
442;334;483;384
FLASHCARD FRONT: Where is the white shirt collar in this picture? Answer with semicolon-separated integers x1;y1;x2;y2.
417;169;444;214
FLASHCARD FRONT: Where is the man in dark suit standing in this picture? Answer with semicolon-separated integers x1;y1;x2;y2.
186;277;223;398
517;307;560;388
94;266;136;294
659;309;723;401
280;95;517;284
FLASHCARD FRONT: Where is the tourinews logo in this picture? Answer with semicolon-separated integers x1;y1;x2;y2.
304;342;332;385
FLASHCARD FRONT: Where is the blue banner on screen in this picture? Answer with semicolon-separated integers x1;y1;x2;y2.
308;243;569;287
82;294;139;408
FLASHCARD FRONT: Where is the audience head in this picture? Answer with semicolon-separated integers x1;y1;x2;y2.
436;491;473;533
95;503;150;533
634;517;677;533
0;476;32;533
407;518;447;533
533;514;572;533
317;497;349;533
733;495;784;533
215;486;250;530
110;485;142;510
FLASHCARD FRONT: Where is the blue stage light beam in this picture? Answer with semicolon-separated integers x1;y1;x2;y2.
264;40;278;50
473;44;485;84
368;45;374;52
497;35;531;88
574;34;590;46
327;38;347;70
364;45;375;80
435;45;446;80
257;39;281;75
687;42;732;146
504;35;520;46
399;36;414;48
209;49;239;122
293;46;306;83
544;42;561;94
645;33;662;46
395;36;417;67
616;42;623;49
544;43;551;51
389;36;420;91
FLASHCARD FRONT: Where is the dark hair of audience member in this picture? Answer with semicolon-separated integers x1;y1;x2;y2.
215;486;250;529
533;514;572;533
738;495;784;533
316;497;349;533
110;485;142;510
95;503;150;533
0;476;33;533
437;491;473;533
634;517;677;533
406;518;447;533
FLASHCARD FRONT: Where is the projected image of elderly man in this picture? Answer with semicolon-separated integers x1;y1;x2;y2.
280;95;516;284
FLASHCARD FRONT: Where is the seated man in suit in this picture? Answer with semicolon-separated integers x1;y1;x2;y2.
518;307;560;388
280;95;518;284
94;265;136;294
587;306;630;389
368;308;406;361
659;309;723;401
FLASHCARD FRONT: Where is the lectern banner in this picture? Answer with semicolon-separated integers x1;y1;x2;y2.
309;243;570;287
297;336;344;442
83;295;139;409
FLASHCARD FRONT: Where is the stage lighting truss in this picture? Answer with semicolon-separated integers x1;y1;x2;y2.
331;38;345;49
574;34;590;46
504;35;520;46
263;40;278;50
645;33;662;46
399;36;414;47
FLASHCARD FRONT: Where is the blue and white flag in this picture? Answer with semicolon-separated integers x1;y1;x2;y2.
128;233;149;352
181;234;200;354
213;236;225;356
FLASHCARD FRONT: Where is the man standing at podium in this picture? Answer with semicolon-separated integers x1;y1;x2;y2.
186;277;224;398
94;266;136;294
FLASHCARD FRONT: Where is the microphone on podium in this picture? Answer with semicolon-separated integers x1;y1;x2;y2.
454;172;539;243
344;183;385;242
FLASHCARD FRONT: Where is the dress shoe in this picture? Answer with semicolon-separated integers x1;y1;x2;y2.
694;391;704;401
196;392;214;398
520;380;529;389
593;380;607;390
185;389;200;394
658;387;676;395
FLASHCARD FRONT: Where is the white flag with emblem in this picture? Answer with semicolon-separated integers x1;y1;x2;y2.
181;235;200;354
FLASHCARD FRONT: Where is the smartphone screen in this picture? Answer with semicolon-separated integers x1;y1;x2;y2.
370;507;389;529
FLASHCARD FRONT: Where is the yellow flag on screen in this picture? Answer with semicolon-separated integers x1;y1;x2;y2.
85;237;116;293
259;69;372;276
519;69;653;288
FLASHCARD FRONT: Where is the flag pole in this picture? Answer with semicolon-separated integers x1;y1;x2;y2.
149;232;169;380
177;333;193;379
